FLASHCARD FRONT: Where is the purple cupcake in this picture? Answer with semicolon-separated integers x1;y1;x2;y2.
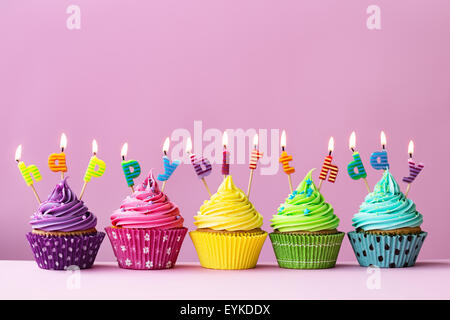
26;178;105;270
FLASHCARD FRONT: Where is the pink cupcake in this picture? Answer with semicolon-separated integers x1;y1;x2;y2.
105;170;187;270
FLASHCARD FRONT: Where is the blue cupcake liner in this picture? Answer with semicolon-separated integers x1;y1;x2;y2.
347;231;427;268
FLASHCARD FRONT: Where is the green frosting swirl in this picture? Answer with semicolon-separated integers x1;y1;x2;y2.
270;169;339;232
352;169;423;231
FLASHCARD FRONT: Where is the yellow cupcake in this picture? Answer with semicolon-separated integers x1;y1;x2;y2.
190;176;267;269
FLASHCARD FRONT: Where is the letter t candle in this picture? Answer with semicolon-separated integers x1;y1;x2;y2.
279;130;295;193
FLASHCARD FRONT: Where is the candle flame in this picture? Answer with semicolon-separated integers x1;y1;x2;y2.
328;136;335;153
92;139;98;155
349;131;356;150
408;140;414;157
281;130;287;149
163;137;170;154
60;133;67;151
15;144;22;162
186;137;192;154
380;131;387;148
121;143;128;159
222;131;228;148
253;134;259;148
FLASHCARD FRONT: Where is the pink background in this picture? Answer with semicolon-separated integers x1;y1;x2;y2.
1;1;449;263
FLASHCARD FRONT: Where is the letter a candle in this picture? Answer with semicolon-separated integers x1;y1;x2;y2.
347;131;370;192
186;136;212;197
370;131;390;171
247;134;263;198
402;140;424;197
79;139;106;200
318;136;339;191
279;130;295;193
48;133;68;180
15;145;42;204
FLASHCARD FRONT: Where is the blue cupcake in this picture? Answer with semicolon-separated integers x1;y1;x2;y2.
348;170;427;268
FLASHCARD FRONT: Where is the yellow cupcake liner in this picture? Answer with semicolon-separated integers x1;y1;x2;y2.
189;230;267;270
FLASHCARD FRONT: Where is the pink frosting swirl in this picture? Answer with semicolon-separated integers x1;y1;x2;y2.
111;170;184;229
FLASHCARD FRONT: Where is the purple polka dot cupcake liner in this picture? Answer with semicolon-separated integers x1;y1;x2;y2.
105;227;187;270
347;231;427;268
26;232;105;270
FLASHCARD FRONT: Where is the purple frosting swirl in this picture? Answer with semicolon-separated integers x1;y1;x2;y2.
30;178;97;232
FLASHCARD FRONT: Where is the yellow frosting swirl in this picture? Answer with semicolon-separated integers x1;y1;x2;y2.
194;175;264;231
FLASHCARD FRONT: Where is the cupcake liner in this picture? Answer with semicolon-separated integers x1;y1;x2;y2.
105;227;187;270
269;232;345;269
347;231;427;268
189;230;267;270
26;232;105;270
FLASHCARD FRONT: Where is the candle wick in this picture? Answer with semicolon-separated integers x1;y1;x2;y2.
328;151;332;156
122;156;125;161
409;154;413;159
282;146;285;152
382;145;386;150
61;148;64;153
351;148;355;152
164;151;167;156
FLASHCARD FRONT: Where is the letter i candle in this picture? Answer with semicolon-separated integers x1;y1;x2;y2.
347;131;370;192
222;132;230;178
186;136;212;197
15;145;42;203
279;130;295;193
247;134;263;198
318;136;339;191
403;140;424;197
157;137;181;192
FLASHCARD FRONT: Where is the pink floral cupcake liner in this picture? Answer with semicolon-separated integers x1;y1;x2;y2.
105;227;187;270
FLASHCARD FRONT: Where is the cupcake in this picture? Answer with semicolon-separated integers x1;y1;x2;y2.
348;169;426;268
26;178;105;270
269;169;345;269
105;170;187;270
190;175;267;270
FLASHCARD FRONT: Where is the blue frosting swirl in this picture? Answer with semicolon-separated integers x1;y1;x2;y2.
352;170;423;231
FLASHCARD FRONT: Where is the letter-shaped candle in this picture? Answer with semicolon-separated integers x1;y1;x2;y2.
121;143;141;191
347;131;370;192
48;133;68;179
157;137;180;183
318;137;339;189
79;139;106;200
15;145;41;203
222;132;230;176
186;136;212;196
247;134;263;197
370;131;389;170
403;140;424;197
279;130;295;193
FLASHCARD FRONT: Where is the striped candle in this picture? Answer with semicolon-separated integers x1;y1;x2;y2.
403;159;424;184
249;150;263;170
190;154;212;179
347;152;367;180
319;155;338;183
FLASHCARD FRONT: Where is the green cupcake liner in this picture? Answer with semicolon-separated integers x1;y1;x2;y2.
269;232;345;269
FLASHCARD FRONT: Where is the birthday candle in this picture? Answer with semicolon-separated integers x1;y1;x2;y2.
80;139;106;200
222;132;230;176
48;133;68;179
15;145;42;203
403;140;424;197
279;130;295;193
157;137;180;183
186;136;212;196
347;131;370;192
247;134;263;197
121;143;141;191
319;137;339;184
370;131;390;170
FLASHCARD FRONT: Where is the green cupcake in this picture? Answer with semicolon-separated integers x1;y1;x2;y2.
269;169;344;269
